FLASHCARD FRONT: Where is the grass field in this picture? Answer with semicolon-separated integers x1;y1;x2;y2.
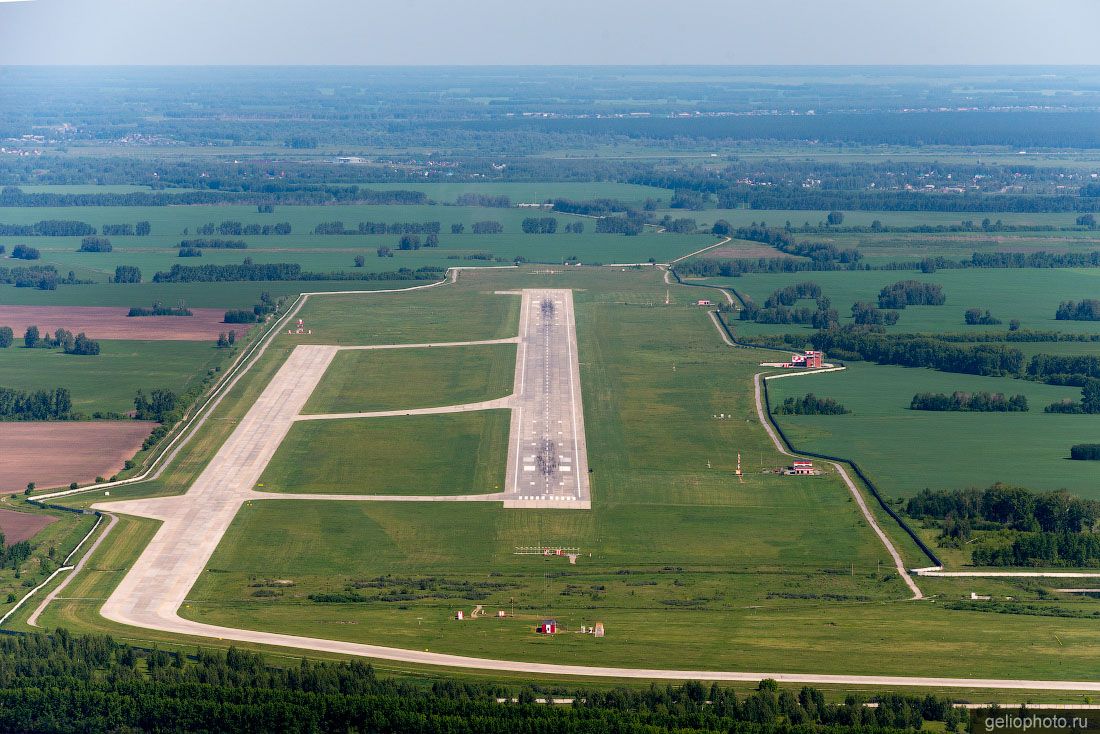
702;268;1100;335
767;362;1099;498
180;267;927;671
303;344;516;414
289;287;520;346
0;339;224;415
258;411;510;495
30;230;710;283
0;279;406;308
15;265;1100;686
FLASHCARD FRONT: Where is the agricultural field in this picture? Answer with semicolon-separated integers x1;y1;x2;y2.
0;339;223;415
0;279;401;308
702;268;1100;335
766;362;1097;498
0;305;239;341
303;343;516;414
0;422;156;491
0;201;713;284
258;412;510;495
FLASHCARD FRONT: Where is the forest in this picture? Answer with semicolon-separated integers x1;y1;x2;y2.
0;629;975;734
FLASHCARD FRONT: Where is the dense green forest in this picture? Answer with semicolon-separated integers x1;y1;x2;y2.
0;630;975;733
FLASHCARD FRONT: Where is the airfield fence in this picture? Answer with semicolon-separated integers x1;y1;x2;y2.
759;377;943;569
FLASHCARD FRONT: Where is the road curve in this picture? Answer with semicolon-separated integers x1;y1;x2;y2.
27;513;118;627
752;372;924;600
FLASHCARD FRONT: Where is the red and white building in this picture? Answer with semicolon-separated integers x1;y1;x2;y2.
788;351;824;369
537;619;558;634
790;460;814;475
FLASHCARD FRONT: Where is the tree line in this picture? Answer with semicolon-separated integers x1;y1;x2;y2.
0;387;73;421
22;327;100;355
877;280;945;309
77;236;112;253
0;185;429;207
1043;379;1100;414
811;326;1024;377
907;483;1098;533
151;262;445;283
0;220;94;237
521;216;558;233
973;533;1100;567
0;629;974;734
128;302;192;317
179;238;247;249
454;192;511;207
312;221;441;235
193;221;291;236
102;222;152;236
1055;299;1100;321
775;393;850;415
910;391;1028;412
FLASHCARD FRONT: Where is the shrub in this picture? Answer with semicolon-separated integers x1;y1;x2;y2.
964;308;1001;325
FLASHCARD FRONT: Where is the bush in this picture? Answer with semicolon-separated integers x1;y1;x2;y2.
965;308;1001;325
178;247;202;257
0;327;11;348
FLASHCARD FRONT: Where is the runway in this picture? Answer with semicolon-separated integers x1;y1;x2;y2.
502;289;591;509
91;288;591;641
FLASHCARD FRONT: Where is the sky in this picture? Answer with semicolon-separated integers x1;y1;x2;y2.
0;0;1098;66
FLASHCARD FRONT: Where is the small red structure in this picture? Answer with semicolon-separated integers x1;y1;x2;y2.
696;299;713;306
537;619;558;634
789;350;823;368
791;460;814;475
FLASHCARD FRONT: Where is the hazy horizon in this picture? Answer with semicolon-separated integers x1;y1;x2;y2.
1;0;1098;66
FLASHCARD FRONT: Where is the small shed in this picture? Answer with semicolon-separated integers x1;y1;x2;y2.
455;610;464;620
696;299;713;306
537;619;557;634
